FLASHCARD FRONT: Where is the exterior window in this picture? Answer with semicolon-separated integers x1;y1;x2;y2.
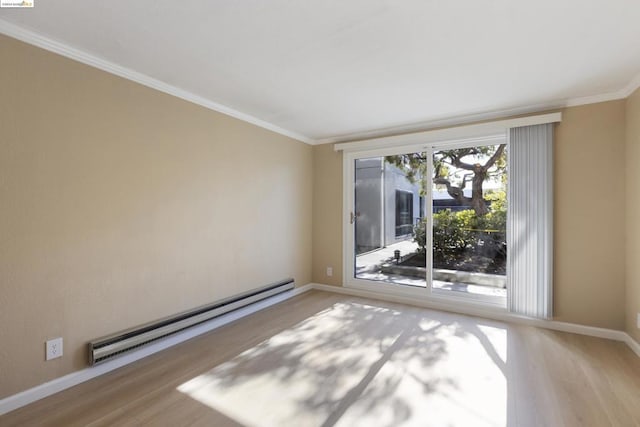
395;190;413;237
344;115;557;312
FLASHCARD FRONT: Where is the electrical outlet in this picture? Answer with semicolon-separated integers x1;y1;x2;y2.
46;337;63;361
326;266;333;277
637;313;640;329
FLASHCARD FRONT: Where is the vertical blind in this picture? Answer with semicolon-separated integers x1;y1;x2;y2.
508;123;554;318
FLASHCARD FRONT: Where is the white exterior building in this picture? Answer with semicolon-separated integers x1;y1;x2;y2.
354;158;422;254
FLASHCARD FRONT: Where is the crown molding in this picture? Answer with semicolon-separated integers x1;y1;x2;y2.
1;18;639;146
333;112;562;152
0;19;314;145
315;102;566;145
333;112;560;153
563;89;629;107
621;71;640;98
318;86;637;145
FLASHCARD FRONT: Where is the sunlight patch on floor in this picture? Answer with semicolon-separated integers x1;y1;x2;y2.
177;301;508;427
335;322;507;426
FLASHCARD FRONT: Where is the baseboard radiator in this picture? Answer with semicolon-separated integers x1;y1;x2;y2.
88;278;295;366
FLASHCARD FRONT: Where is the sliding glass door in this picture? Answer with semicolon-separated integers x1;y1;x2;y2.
430;143;507;303
346;139;508;306
353;152;427;288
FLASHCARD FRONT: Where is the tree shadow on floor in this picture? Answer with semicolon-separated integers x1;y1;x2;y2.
177;296;509;426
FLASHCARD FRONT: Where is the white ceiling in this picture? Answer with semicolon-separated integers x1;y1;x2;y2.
1;1;640;144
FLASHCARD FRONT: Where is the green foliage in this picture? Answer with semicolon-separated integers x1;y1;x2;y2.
414;190;507;258
385;153;428;195
385;145;507;207
483;190;507;230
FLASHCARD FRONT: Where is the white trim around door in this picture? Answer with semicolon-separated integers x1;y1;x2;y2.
340;112;562;311
343;135;509;308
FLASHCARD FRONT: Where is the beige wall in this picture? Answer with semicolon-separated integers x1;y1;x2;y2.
0;35;312;398
1;30;636;401
311;144;343;286
312;101;627;330
554;101;626;329
626;88;640;342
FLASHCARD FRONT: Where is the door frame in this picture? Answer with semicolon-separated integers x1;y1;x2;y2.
342;135;509;308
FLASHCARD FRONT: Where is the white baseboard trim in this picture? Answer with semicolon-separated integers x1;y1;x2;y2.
0;284;312;416
2;282;637;416
309;283;639;355
624;333;640;358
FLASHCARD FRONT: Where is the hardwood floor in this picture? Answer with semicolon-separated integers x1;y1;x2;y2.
2;290;639;426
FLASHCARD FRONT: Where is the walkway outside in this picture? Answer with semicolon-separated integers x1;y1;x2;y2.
355;240;506;299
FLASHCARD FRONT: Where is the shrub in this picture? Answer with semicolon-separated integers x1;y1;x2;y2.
414;190;506;259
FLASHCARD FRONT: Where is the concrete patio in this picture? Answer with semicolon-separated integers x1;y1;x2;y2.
355;240;506;300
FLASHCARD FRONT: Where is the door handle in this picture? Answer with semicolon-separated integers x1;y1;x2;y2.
350;212;361;224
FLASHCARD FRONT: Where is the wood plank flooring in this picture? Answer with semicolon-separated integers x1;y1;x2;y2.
2;290;639;426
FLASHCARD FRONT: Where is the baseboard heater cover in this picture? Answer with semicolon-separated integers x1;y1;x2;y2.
88;278;295;366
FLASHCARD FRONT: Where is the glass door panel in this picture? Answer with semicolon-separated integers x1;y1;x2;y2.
353;153;427;288
431;144;507;302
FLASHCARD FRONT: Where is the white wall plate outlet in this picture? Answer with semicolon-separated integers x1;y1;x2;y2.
46;337;63;360
326;266;333;277
637;312;640;329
